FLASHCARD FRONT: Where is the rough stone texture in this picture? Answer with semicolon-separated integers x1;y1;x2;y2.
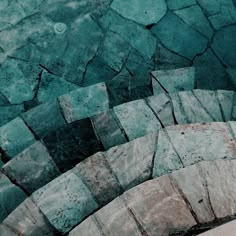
2;142;61;194
91;111;127;149
106;134;157;190
0;117;36;158
111;0;167;25
151;67;195;95
0;198;54;236
31;171;98;233
0;173;27;222
22;100;66;138
94;197;142;236
123;175;197;236
59;83;109;123
197;220;236;236
113;99;161;140
74;152;121;205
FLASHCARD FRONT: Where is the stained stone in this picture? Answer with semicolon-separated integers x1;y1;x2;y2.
0;59;35;103
193;90;223;121
74;152;121;205
0;198;54;236
59;83;109;123
0;173;27;222
0;104;24;127
174;5;214;39
166;123;236;166
171;165;215;223
199;160;236;219
2;142;61;194
152;12;208;60
22;100;66;138
105;134;157;190
95;197;142;236
123;176;197;236
151;67;195;94
212;25;236;68
177;91;215;123
113;99;161;140
111;0;167;25
99;9;156;59
167;0;196;10
43;119;102;172
0;117;36;158
91;111;127;149
152;129;183;178
31;171;99;233
146;93;175;126
69;216;103;236
98;31;131;71
37;71;78;103
217;90;235;121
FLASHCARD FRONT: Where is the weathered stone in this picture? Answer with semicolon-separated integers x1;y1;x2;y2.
99;9;156;59
146;93;175;126
22;100;66;138
0;173;27;222
151;67;195;94
153;129;183;177
193;90;223;121
152;12;208;60
111;0;167;25
217;90;235;121
37;71;78;103
31;171;98;233
171;165;215;223
113;99;161;140
199;160;236;219
123;176;197;236
0;198;54;236
74;152;121;205
0;104;24;127
106;134;157;190
167;0;196;10
0;117;36;158
43;119;102;172
228;121;236;138
2;142;61;194
95;197;142;236
69;216;103;236
91;111;127;149
166;123;236;166
212;25;236;68
174;5;213;39
59;83;109;123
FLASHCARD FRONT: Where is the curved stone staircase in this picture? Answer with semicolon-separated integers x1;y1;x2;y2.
0;0;236;235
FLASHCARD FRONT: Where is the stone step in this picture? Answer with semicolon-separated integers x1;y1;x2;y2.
0;121;235;231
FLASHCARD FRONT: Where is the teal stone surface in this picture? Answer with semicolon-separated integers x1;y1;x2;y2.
0;104;24;127
151;67;195;94
59;83;109;123
0;117;36;158
22;100;66;138
113;99;161;140
91;111;127;149
152;12;208;60
167;0;196;10
99;9;156;59
2;142;61;194
37;71;78;103
31;171;99;233
212;25;236;68
111;0;167;25
0;173;27;222
174;5;214;39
